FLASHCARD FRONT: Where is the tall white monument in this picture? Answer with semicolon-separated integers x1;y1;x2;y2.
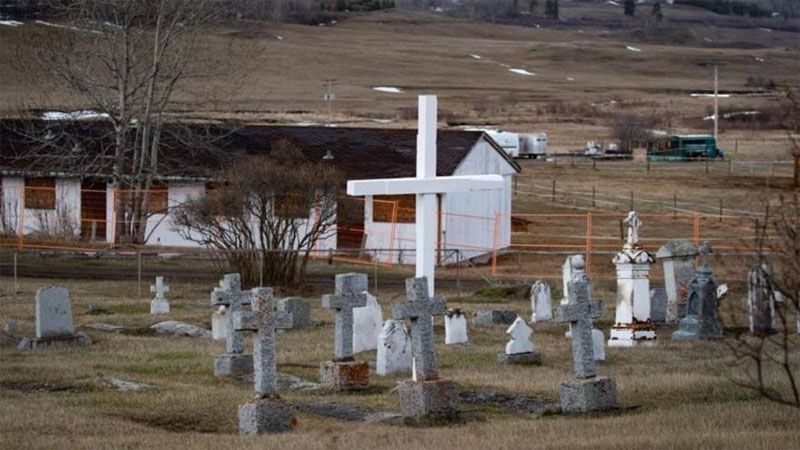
609;211;656;347
347;95;504;295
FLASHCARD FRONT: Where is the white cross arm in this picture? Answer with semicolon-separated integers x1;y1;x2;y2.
347;174;504;196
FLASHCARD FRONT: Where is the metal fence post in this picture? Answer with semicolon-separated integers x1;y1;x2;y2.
137;251;142;301
13;251;18;302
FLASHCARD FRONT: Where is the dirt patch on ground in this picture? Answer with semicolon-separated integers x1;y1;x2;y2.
460;388;560;416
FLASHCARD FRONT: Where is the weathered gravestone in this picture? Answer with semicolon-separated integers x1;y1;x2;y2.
210;274;249;341
393;277;460;422
18;287;91;351
497;317;541;365
531;280;553;322
562;255;606;361
748;264;779;334
609;211;657;347
150;276;170;315
320;273;370;391
555;268;620;413
376;319;413;376
212;274;252;377
649;287;668;323
233;287;297;434
672;242;724;341
353;292;383;354
277;297;311;330
444;308;468;345
473;309;517;326
656;240;698;323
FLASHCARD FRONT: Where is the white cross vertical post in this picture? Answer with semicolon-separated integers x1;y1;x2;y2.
347;95;505;296
416;96;438;295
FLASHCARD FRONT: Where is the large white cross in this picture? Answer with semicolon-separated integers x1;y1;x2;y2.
347;95;504;295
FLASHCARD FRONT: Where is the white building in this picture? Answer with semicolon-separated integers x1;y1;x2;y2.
1;121;519;264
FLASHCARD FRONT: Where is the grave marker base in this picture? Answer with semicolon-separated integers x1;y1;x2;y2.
17;332;91;351
496;351;542;365
213;353;253;377
398;379;461;421
239;398;297;435
559;376;620;414
319;360;369;391
150;299;170;315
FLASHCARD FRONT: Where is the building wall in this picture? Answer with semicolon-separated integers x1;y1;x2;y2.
362;137;517;265
1;175;81;238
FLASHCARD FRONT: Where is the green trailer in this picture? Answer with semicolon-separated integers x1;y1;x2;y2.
647;134;724;161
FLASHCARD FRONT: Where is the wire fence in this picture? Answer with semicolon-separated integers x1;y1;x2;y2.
0;184;778;291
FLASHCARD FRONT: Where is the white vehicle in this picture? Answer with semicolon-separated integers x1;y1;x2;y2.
485;130;548;159
519;133;548;159
485;130;520;158
585;141;601;156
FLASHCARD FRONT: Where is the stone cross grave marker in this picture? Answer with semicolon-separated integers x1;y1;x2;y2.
212;274;252;376
556;268;620;413
347;95;504;296
150;276;170;314
391;276;447;381
211;273;249;340
234;288;293;398
556;273;603;378
234;287;297;434
322;273;369;360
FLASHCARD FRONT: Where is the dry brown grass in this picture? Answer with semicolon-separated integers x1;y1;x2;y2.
2;274;799;449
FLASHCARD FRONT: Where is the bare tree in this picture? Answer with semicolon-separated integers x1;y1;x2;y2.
20;0;237;244
728;193;800;408
612;113;653;153
172;141;343;286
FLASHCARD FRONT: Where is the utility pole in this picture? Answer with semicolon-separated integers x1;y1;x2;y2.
323;78;337;123
713;65;719;142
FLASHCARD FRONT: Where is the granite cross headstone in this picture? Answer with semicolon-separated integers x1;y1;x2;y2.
556;272;603;378
234;288;297;434
212;274;252;376
322;273;369;360
392;277;447;381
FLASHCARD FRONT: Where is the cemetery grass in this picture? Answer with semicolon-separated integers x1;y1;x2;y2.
2;277;799;449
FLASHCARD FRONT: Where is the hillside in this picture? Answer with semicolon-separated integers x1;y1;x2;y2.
0;2;797;151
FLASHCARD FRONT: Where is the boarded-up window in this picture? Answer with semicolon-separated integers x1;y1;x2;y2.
25;177;56;210
147;184;168;214
373;195;415;223
275;194;309;219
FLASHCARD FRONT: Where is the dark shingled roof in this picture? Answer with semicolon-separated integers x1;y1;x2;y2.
0;120;520;180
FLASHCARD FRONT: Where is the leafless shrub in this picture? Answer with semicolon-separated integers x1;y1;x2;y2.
612;113;654;152
172;140;343;287
727;193;800;408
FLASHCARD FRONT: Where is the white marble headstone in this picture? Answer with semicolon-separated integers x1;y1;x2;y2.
531;281;553;322
35;286;75;339
211;306;228;340
445;310;468;345
505;317;534;355
352;292;383;354
376;320;412;376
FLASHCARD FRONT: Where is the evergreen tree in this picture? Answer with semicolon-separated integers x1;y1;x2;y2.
624;0;636;16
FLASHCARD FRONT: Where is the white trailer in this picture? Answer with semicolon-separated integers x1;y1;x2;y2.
518;133;547;159
479;129;548;159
